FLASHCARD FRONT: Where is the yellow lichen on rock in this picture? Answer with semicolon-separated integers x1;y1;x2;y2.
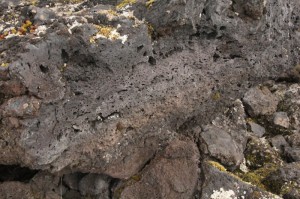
116;0;137;10
95;25;114;38
107;9;118;16
90;25;128;44
146;0;156;8
208;160;227;172
30;0;38;6
146;22;154;37
211;92;221;100
63;0;84;4
1;63;9;68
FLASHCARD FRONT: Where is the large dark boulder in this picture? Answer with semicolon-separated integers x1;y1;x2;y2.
0;0;300;198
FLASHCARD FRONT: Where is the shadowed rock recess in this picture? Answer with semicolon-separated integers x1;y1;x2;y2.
0;0;300;198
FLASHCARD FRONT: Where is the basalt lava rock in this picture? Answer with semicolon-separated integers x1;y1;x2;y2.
0;0;300;198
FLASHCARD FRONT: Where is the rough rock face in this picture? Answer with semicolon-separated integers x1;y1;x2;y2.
200;100;248;169
201;161;281;199
243;86;279;117
118;139;199;199
264;162;300;198
0;0;300;198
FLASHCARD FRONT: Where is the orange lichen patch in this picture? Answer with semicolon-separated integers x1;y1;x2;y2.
0;32;7;40
18;27;27;35
0;20;36;39
18;20;34;35
30;25;37;33
24;20;32;28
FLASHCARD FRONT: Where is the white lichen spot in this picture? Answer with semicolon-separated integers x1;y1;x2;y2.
2;27;19;39
239;158;249;173
263;0;267;6
23;103;29;109
107;113;120;120
287;84;300;94
0;24;4;32
103;153;113;163
121;10;135;18
68;20;82;34
118;4;132;11
119;34;128;44
91;25;128;44
35;25;47;36
211;188;237;199
259;137;268;145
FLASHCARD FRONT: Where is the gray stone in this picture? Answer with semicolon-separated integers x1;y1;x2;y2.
31;7;56;25
0;79;26;96
274;112;290;129
233;0;266;20
286;133;300;147
264;162;300;197
0;0;296;175
226;99;248;129
277;84;300;132
285;147;300;162
285;64;300;83
201;125;244;168
283;188;300;199
0;0;300;198
270;135;289;152
199;100;249;169
63;172;84;190
243;86;279;117
249;121;266;137
244;137;282;170
63;190;81;199
0;96;41;118
0;0;22;7
78;174;110;196
133;0;204;34
119;139;200;199
200;161;281;199
0;66;9;80
0;182;34;199
30;171;67;197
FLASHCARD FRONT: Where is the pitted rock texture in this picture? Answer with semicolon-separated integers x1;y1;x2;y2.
0;0;300;198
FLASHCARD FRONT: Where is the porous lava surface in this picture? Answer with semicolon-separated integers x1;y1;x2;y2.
0;0;300;198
